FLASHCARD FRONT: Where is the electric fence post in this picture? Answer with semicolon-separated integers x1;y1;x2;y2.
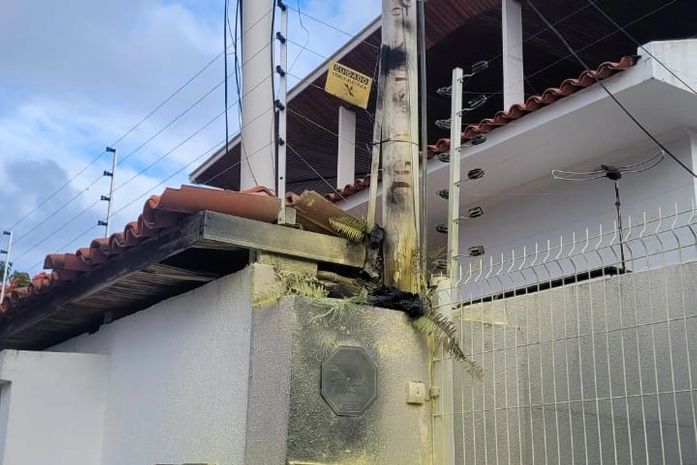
100;146;118;237
0;231;13;308
275;0;288;224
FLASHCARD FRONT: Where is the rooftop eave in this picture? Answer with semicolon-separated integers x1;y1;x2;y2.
188;17;381;183
338;40;697;214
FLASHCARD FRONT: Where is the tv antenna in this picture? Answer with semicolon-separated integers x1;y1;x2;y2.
552;151;665;271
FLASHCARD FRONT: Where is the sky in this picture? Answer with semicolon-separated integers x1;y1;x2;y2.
0;0;380;275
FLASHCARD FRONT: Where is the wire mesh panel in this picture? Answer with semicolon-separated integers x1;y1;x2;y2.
439;204;697;465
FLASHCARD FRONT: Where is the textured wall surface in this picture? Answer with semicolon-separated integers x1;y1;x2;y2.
0;350;109;465
53;269;253;465
245;296;432;465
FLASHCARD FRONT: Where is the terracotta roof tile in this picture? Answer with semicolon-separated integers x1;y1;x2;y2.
0;57;640;314
1;185;280;314
323;55;640;202
428;55;640;154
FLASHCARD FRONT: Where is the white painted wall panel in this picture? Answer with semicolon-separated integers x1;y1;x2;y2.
0;350;109;465
53;268;253;465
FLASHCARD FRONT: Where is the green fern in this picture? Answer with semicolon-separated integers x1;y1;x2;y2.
413;312;483;380
329;216;368;242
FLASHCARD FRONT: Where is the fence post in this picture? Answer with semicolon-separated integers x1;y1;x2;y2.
431;67;463;465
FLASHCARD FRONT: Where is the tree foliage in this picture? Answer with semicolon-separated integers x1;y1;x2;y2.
0;261;31;287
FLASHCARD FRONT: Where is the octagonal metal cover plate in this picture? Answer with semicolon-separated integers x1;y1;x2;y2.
321;345;377;417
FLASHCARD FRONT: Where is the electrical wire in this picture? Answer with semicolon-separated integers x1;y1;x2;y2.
287;143;345;200
585;0;697;95
11;69;246;247
286;4;379;51
527;0;697;179
288;0;310;74
5;52;227;233
8;53;224;234
19;136;225;270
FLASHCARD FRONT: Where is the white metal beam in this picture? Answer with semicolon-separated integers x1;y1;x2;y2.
502;0;524;109
337;106;356;190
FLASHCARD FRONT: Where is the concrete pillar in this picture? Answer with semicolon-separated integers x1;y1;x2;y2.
502;0;525;109
337;106;357;190
244;296;432;465
240;0;275;190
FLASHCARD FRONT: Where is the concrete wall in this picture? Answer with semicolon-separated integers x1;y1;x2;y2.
53;269;253;465
457;132;696;269
453;261;697;465
245;296;432;465
0;350;109;465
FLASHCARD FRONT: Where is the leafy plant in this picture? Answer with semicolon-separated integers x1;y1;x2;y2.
329;216;368;243
413;311;483;380
252;270;329;308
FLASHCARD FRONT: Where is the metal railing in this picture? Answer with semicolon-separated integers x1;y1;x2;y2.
433;201;697;464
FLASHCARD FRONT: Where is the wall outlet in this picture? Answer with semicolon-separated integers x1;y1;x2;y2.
407;381;426;404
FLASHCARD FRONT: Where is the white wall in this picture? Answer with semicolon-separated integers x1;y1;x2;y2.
457;132;696;272
0;350;109;465
53;268;253;465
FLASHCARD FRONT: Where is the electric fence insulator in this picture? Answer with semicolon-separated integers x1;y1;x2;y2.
459;95;488;113
468;168;485;179
275;65;286;77
100;195;110;202
435;118;451;130
274;99;286;111
436;86;452;97
435;153;449;163
277;0;287;11
98;220;108;227
470;134;487;146
436;189;449;199
275;32;286;44
469;60;488;75
435;224;448;234
468;245;485;256
103;170;113;177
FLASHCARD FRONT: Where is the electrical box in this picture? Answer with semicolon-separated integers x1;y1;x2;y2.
406;381;427;404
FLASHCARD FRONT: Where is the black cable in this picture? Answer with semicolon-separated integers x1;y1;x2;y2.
286;5;379;50
527;0;697;179
6;52;226;233
586;0;696;96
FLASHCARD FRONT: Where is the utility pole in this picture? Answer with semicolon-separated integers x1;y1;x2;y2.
379;0;421;293
240;0;275;190
100;146;118;237
0;230;13;307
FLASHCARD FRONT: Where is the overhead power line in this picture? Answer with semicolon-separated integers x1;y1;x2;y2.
6;52;226;233
286;4;379;50
585;0;697;95
526;0;697;179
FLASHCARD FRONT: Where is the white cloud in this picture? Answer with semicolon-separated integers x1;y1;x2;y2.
0;0;378;275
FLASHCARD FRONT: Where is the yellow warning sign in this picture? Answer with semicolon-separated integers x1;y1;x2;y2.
324;61;373;109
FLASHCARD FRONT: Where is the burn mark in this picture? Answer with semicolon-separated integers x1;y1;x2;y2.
380;45;407;74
